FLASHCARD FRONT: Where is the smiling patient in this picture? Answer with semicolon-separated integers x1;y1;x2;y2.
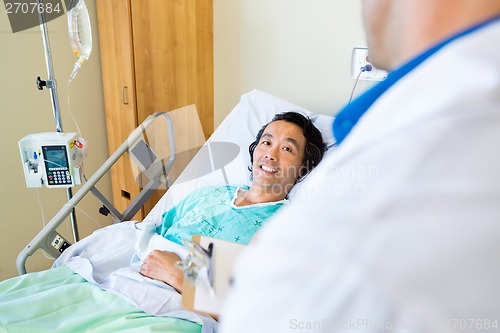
139;111;327;292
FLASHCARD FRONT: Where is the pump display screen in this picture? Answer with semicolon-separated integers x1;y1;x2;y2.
42;145;72;186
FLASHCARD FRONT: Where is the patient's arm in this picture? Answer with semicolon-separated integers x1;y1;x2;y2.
140;250;184;293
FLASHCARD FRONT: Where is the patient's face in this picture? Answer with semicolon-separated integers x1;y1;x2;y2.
252;120;306;197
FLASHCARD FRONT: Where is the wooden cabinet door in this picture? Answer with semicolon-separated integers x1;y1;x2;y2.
130;0;214;136
96;0;214;219
130;0;214;214
96;0;142;219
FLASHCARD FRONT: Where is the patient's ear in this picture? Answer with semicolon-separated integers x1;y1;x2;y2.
296;162;309;181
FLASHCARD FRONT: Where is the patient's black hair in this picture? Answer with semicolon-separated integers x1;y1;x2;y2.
248;111;327;182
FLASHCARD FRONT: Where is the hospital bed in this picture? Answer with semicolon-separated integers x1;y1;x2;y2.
1;90;335;333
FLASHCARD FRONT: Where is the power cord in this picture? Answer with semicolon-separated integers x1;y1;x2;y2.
35;187;102;259
348;64;372;104
35;188;56;260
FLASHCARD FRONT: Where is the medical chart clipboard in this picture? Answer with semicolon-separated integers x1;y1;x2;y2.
182;235;245;317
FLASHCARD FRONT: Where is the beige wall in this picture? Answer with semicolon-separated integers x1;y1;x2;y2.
0;0;112;280
214;0;372;126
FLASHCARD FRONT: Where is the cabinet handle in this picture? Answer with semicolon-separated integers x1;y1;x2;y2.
122;86;129;105
121;190;131;200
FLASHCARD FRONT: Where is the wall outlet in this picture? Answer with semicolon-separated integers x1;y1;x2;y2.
351;47;388;81
51;234;71;253
51;235;64;250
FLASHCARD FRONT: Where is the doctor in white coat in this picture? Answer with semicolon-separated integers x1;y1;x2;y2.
220;1;500;332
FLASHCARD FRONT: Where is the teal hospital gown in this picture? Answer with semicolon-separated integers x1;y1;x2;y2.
157;185;285;245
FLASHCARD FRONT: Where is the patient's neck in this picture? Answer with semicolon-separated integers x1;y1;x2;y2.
234;186;286;207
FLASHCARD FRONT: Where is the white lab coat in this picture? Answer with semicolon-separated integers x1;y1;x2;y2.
220;21;500;333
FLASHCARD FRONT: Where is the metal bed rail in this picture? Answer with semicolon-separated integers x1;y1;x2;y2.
17;112;175;275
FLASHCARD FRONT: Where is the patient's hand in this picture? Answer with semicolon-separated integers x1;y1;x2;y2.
140;250;184;293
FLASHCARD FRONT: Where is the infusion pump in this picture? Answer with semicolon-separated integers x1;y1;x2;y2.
19;132;83;188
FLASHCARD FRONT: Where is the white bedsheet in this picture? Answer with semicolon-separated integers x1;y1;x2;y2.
53;221;217;333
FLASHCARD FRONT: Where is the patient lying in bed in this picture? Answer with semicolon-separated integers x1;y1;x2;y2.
0;110;326;333
140;111;327;292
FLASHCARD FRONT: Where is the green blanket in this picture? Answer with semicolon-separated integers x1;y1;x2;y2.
0;266;201;333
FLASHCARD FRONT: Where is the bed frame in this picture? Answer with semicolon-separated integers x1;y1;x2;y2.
17;112;176;274
17;89;336;276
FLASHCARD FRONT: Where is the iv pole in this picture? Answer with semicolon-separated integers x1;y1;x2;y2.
36;0;79;243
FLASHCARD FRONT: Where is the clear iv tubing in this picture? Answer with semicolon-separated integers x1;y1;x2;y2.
66;81;83;137
69;58;85;82
66;0;92;135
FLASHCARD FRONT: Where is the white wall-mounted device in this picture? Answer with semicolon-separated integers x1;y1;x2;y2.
351;47;388;81
19;132;83;188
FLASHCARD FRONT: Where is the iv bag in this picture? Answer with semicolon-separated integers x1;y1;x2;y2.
67;0;92;81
